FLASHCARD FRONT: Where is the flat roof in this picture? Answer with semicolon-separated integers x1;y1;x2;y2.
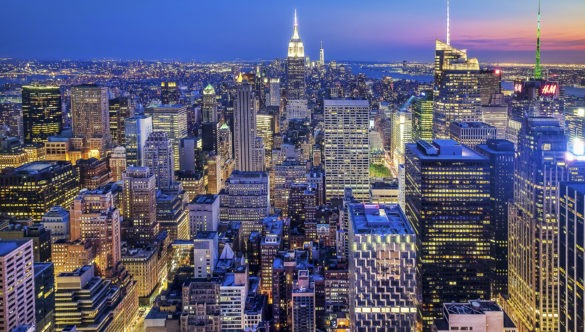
192;194;218;204
350;204;413;235
324;99;369;107
407;140;487;161
0;240;29;256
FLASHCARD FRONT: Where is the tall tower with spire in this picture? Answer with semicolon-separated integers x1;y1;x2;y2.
432;0;481;139
286;9;306;100
534;0;542;79
319;41;325;66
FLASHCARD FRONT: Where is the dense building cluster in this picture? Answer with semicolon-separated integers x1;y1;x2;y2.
0;5;585;332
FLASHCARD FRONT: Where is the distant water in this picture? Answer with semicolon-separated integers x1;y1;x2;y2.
347;64;433;83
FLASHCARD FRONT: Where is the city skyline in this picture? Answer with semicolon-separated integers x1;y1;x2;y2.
1;0;584;63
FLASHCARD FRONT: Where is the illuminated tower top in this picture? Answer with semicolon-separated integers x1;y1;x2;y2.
534;0;542;79
288;9;305;58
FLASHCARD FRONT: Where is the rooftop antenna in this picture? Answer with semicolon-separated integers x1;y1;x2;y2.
447;0;451;45
534;0;542;79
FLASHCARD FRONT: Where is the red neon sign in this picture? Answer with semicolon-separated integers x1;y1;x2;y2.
541;83;558;96
514;83;523;93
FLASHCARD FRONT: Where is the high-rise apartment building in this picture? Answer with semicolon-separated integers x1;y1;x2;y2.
70;85;110;153
405;139;491;329
433;41;481;138
348;203;417;331
122;166;158;246
144;105;188;171
0;161;79;221
144;131;175;190
21;85;62;144
0;240;36;332
476;139;514;297
124;114;153;167
292;270;316;332
507;117;569;332
70;187;121;277
324;100;370;201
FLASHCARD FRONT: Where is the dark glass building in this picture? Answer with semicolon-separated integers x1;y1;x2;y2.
0;161;79;221
21;85;62;144
559;182;585;332
477;139;515;297
404;139;491;329
109;97;134;146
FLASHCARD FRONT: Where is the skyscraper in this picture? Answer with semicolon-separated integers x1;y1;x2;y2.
348;203;417;331
143;131;175;190
70;85;110;153
285;10;306;100
21;85;62;144
433;41;481;138
109;96;134;146
558;182;585;332
124;114;153;167
319;41;325;67
0;161;79;221
144;105;188;171
0;240;36;332
161;81;180;105
413;92;434;142
477;139;515;297
292;270;316;332
268;78;281;107
324;99;370;202
70;187;121;277
122;167;158;247
507;117;568;331
234;81;261;172
202;84;218;123
405;139;491;329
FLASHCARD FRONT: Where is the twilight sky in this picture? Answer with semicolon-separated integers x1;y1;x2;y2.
1;0;584;63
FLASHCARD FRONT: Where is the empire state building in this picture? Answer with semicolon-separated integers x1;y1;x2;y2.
286;10;306;100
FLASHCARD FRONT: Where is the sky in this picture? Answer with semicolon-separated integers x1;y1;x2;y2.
0;0;584;64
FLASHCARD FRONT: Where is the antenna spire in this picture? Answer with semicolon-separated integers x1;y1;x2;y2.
292;9;300;39
447;0;451;45
534;0;542;79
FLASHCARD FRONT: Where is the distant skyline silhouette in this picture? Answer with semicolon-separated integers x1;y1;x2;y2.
1;0;584;63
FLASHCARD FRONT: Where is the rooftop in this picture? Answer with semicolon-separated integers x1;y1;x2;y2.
192;194;218;204
324;99;369;107
0;240;30;256
408;139;487;161
349;204;414;235
451;121;496;129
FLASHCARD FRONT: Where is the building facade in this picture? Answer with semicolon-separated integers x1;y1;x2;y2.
324;100;370;202
405;140;491;329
